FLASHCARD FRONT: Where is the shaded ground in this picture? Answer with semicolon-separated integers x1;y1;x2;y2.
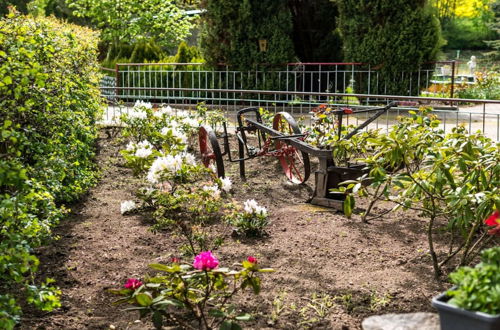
21;130;451;330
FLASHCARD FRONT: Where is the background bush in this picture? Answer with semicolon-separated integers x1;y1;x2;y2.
0;11;101;328
337;0;443;95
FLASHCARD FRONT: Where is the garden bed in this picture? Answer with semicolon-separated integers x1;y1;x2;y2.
20;129;453;330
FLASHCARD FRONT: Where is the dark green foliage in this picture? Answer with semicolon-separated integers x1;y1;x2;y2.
200;0;295;70
485;1;500;59
447;247;500;315
0;0;28;16
174;41;202;63
0;12;101;328
337;0;443;95
288;0;343;62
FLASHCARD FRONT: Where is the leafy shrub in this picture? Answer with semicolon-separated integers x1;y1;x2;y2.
447;246;500;315
457;71;500;100
228;199;269;236
0;11;101;328
337;0;443;95
110;253;274;330
341;108;500;276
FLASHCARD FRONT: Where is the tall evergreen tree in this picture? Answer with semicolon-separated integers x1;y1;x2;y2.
288;0;343;62
200;0;295;69
337;0;443;94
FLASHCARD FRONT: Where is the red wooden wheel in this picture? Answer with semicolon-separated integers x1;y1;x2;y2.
198;126;225;178
272;112;311;184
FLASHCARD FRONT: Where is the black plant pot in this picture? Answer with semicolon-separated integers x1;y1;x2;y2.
432;291;500;330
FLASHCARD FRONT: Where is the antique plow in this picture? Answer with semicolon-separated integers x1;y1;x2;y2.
198;102;399;210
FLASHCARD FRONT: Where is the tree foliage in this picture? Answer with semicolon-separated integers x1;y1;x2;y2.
68;0;195;50
200;0;295;69
288;0;343;62
337;0;443;94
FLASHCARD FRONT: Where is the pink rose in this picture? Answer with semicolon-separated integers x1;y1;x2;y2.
193;251;219;270
124;278;143;290
247;256;258;264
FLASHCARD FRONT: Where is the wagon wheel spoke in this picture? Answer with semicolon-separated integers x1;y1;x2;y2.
198;126;225;178
289;155;303;182
272;113;311;184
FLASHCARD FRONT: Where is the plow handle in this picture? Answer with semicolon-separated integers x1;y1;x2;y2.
343;101;398;140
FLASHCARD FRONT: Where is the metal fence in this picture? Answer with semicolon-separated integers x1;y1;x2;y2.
101;61;476;103
100;85;500;142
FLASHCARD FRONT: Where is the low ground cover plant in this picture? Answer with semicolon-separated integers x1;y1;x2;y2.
0;11;101;328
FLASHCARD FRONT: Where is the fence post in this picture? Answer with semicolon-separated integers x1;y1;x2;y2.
114;63;120;101
450;60;456;100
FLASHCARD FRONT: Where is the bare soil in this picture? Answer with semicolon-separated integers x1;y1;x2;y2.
21;130;450;330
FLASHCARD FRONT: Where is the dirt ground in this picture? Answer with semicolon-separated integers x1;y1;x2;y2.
20;130;452;330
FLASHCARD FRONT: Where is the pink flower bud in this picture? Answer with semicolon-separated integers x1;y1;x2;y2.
193;251;219;270
124;278;142;290
247;256;258;264
171;257;180;263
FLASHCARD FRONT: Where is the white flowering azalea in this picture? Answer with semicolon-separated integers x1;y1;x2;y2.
220;177;232;193
126;141;136;151
135;147;153;158
134;100;153;109
129;109;148;120
255;205;268;217
147;155;179;183
160;127;171;136
209;163;216;173
243;199;267;216
181;116;200;129
175;131;188;144
137;140;153;149
203;185;221;199
161;126;188;144
175;111;189;119
120;200;136;215
243;199;259;214
182;152;197;166
153;105;175;118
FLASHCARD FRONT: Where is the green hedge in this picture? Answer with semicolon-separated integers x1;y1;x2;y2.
0;11;101;328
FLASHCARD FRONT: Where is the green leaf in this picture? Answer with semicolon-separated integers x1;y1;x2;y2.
108;288;133;295
257;268;275;273
209;308;226;318
135;293;153;307
220;321;242;330
3;76;12;85
235;313;252;321
152;311;163;330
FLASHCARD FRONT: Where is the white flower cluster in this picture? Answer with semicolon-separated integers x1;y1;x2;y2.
147;152;197;184
135;140;153;158
127;100;152;119
153;105;175;118
202;185;221;199
160;124;188;144
134;100;153;109
121;200;136;215
219;177;232;193
125;140;153;158
243;199;267;217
